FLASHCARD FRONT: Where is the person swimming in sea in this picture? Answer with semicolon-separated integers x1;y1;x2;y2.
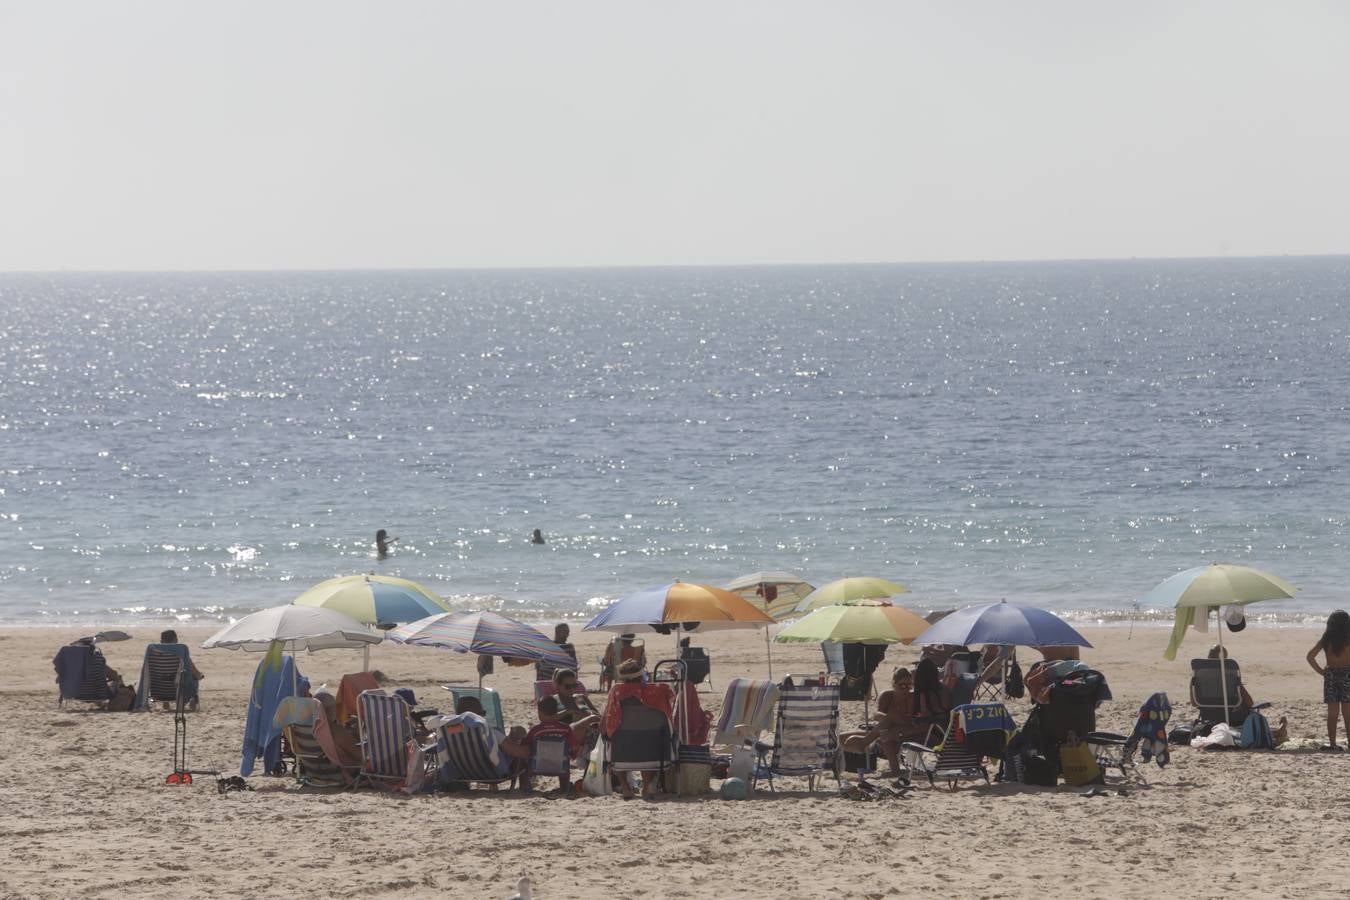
530;528;545;545
375;529;397;559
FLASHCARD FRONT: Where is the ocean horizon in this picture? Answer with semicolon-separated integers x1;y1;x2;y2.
3;256;1348;627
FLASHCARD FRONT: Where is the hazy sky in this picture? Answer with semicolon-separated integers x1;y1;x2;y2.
3;1;1348;271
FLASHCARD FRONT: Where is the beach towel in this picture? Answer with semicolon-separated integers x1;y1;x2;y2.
714;678;780;746
952;702;1019;758
1164;604;1216;661
53;643;111;703
1133;692;1172;768
133;643;198;710
675;679;712;746
273;695;318;731
337;672;380;723
240;646;308;776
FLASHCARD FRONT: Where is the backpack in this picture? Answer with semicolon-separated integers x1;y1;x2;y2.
1240;710;1274;750
107;684;136;712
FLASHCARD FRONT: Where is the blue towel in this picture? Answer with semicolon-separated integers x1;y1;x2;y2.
240;649;309;776
1133;692;1172;769
53;644;93;700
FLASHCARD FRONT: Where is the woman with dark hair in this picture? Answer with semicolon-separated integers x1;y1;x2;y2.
1307;610;1350;751
912;657;950;727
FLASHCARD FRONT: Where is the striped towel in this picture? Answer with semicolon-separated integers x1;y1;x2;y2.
714;678;780;746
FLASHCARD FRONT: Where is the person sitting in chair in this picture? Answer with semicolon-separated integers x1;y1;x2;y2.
1198;645;1288;747
552;668;600;723
316;691;363;768
841;667;929;774
602;659;673;798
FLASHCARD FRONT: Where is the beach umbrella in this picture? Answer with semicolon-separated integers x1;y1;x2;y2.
291;573;450;669
774;601;929;721
584;581;775;633
586;582;774;730
388;610;576;685
725;572;815;621
291;573;450;624
795;576;909;614
1148;563;1297;720
774;601;931;646
725;571;815;678
913;600;1092;649
202;604;383;653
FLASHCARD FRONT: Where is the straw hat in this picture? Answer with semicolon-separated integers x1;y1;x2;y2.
618;659;644;681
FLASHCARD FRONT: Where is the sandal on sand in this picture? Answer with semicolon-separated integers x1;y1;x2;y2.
1079;787;1109;798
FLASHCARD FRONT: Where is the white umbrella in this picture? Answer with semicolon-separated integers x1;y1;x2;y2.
202;604;383;652
1147;563;1297;722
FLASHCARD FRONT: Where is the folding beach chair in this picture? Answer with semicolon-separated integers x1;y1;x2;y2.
1086;692;1173;785
142;648;185;709
527;732;573;795
902;703;1016;791
435;713;518;790
277;697;356;788
443;685;505;732
821;642;846;679
1190;658;1257;728
609;697;676;785
751;680;841;793
355;689;417;789
53;642;114;707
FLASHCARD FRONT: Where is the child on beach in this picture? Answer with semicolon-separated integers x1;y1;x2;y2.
1306;610;1350;751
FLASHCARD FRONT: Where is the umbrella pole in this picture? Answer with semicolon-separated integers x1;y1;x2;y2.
765;626;773;680
1217;610;1232;725
363;644;370;673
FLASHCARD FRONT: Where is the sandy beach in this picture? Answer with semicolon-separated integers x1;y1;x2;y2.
2;623;1347;899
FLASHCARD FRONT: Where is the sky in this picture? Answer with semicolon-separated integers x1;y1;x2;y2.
2;1;1348;271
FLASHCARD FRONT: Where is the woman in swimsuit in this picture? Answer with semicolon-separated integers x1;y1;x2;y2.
1306;610;1350;751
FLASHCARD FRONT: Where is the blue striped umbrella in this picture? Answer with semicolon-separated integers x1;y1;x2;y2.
291;574;450;625
388;610;576;669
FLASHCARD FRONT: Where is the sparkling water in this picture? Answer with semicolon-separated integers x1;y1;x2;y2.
2;258;1348;625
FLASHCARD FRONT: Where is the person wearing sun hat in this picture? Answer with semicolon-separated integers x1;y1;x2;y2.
601;659;674;798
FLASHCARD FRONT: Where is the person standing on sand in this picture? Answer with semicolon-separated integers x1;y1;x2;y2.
1306;610;1350;751
375;529;397;560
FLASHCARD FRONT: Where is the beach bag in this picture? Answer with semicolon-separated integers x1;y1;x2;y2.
1059;735;1103;786
107;684;136;712
1240;711;1274;750
582;736;610;796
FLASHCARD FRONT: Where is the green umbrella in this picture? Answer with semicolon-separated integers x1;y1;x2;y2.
794;576;909;614
775;601;928;721
1149;563;1297;721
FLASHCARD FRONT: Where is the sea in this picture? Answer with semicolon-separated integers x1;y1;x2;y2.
2;257;1348;628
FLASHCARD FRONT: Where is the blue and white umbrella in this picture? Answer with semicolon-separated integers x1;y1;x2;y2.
915;600;1091;648
389;610;576;670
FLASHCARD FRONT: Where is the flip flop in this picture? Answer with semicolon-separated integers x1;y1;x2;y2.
1320;744;1344;752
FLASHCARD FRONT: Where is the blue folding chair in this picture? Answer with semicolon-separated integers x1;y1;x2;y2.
435;713;518;790
356;689;415;788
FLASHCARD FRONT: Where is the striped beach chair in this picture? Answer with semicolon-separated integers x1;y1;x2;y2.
135;647;187;710
713;678;780;748
751;680;841;792
277;697;355;788
527;731;573;794
356;690;415;789
443;686;505;732
435;713;517;789
54;643;114;707
902;703;1016;791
